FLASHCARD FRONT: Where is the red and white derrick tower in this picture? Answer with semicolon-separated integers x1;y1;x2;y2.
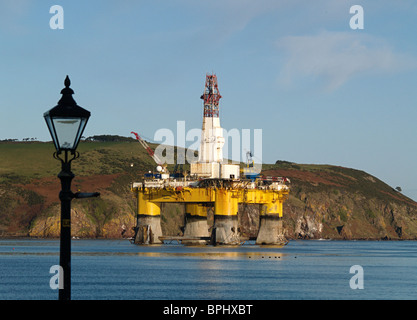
198;74;225;164
191;74;240;179
201;74;222;118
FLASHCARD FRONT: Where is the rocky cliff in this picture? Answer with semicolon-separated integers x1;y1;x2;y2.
1;141;417;240
260;161;417;240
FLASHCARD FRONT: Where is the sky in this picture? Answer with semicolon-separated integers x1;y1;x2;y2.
1;1;417;200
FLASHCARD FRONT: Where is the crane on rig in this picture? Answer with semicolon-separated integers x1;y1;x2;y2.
131;131;169;175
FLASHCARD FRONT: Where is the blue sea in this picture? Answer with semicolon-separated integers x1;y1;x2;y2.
0;239;416;300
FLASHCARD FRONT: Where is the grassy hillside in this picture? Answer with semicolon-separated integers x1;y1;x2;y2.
0;139;150;237
1;140;417;240
262;161;417;239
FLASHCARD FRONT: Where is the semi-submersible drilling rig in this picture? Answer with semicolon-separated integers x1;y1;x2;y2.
131;74;290;246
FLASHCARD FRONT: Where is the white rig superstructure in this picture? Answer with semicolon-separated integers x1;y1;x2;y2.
190;74;240;180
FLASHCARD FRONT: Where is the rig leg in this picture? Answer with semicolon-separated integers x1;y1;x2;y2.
256;201;286;245
134;193;162;245
213;189;240;245
183;203;210;245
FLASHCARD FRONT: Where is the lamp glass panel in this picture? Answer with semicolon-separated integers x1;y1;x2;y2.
44;115;59;151
74;117;88;149
52;117;82;150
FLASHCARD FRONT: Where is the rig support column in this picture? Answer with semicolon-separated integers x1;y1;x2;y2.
256;198;286;245
213;188;240;245
134;191;163;244
183;203;210;245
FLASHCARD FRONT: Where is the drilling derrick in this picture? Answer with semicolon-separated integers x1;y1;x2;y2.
190;74;239;179
197;74;225;165
201;74;221;118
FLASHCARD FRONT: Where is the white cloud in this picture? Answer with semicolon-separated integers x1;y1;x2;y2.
277;31;417;90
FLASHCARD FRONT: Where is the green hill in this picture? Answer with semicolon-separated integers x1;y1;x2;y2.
1;139;417;240
261;161;417;240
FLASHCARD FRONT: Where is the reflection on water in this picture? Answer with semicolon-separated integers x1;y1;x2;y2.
138;251;288;260
1;239;417;300
0;239;286;260
73;251;286;259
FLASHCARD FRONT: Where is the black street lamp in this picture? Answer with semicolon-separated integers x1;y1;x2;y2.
44;76;99;300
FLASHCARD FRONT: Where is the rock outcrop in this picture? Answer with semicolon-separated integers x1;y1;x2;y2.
1;140;417;240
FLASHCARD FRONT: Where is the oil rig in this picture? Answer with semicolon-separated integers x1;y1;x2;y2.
131;74;290;245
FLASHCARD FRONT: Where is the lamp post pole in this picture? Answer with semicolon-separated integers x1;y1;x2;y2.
58;150;75;300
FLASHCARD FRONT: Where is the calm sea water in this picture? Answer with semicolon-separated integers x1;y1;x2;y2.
0;239;416;300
